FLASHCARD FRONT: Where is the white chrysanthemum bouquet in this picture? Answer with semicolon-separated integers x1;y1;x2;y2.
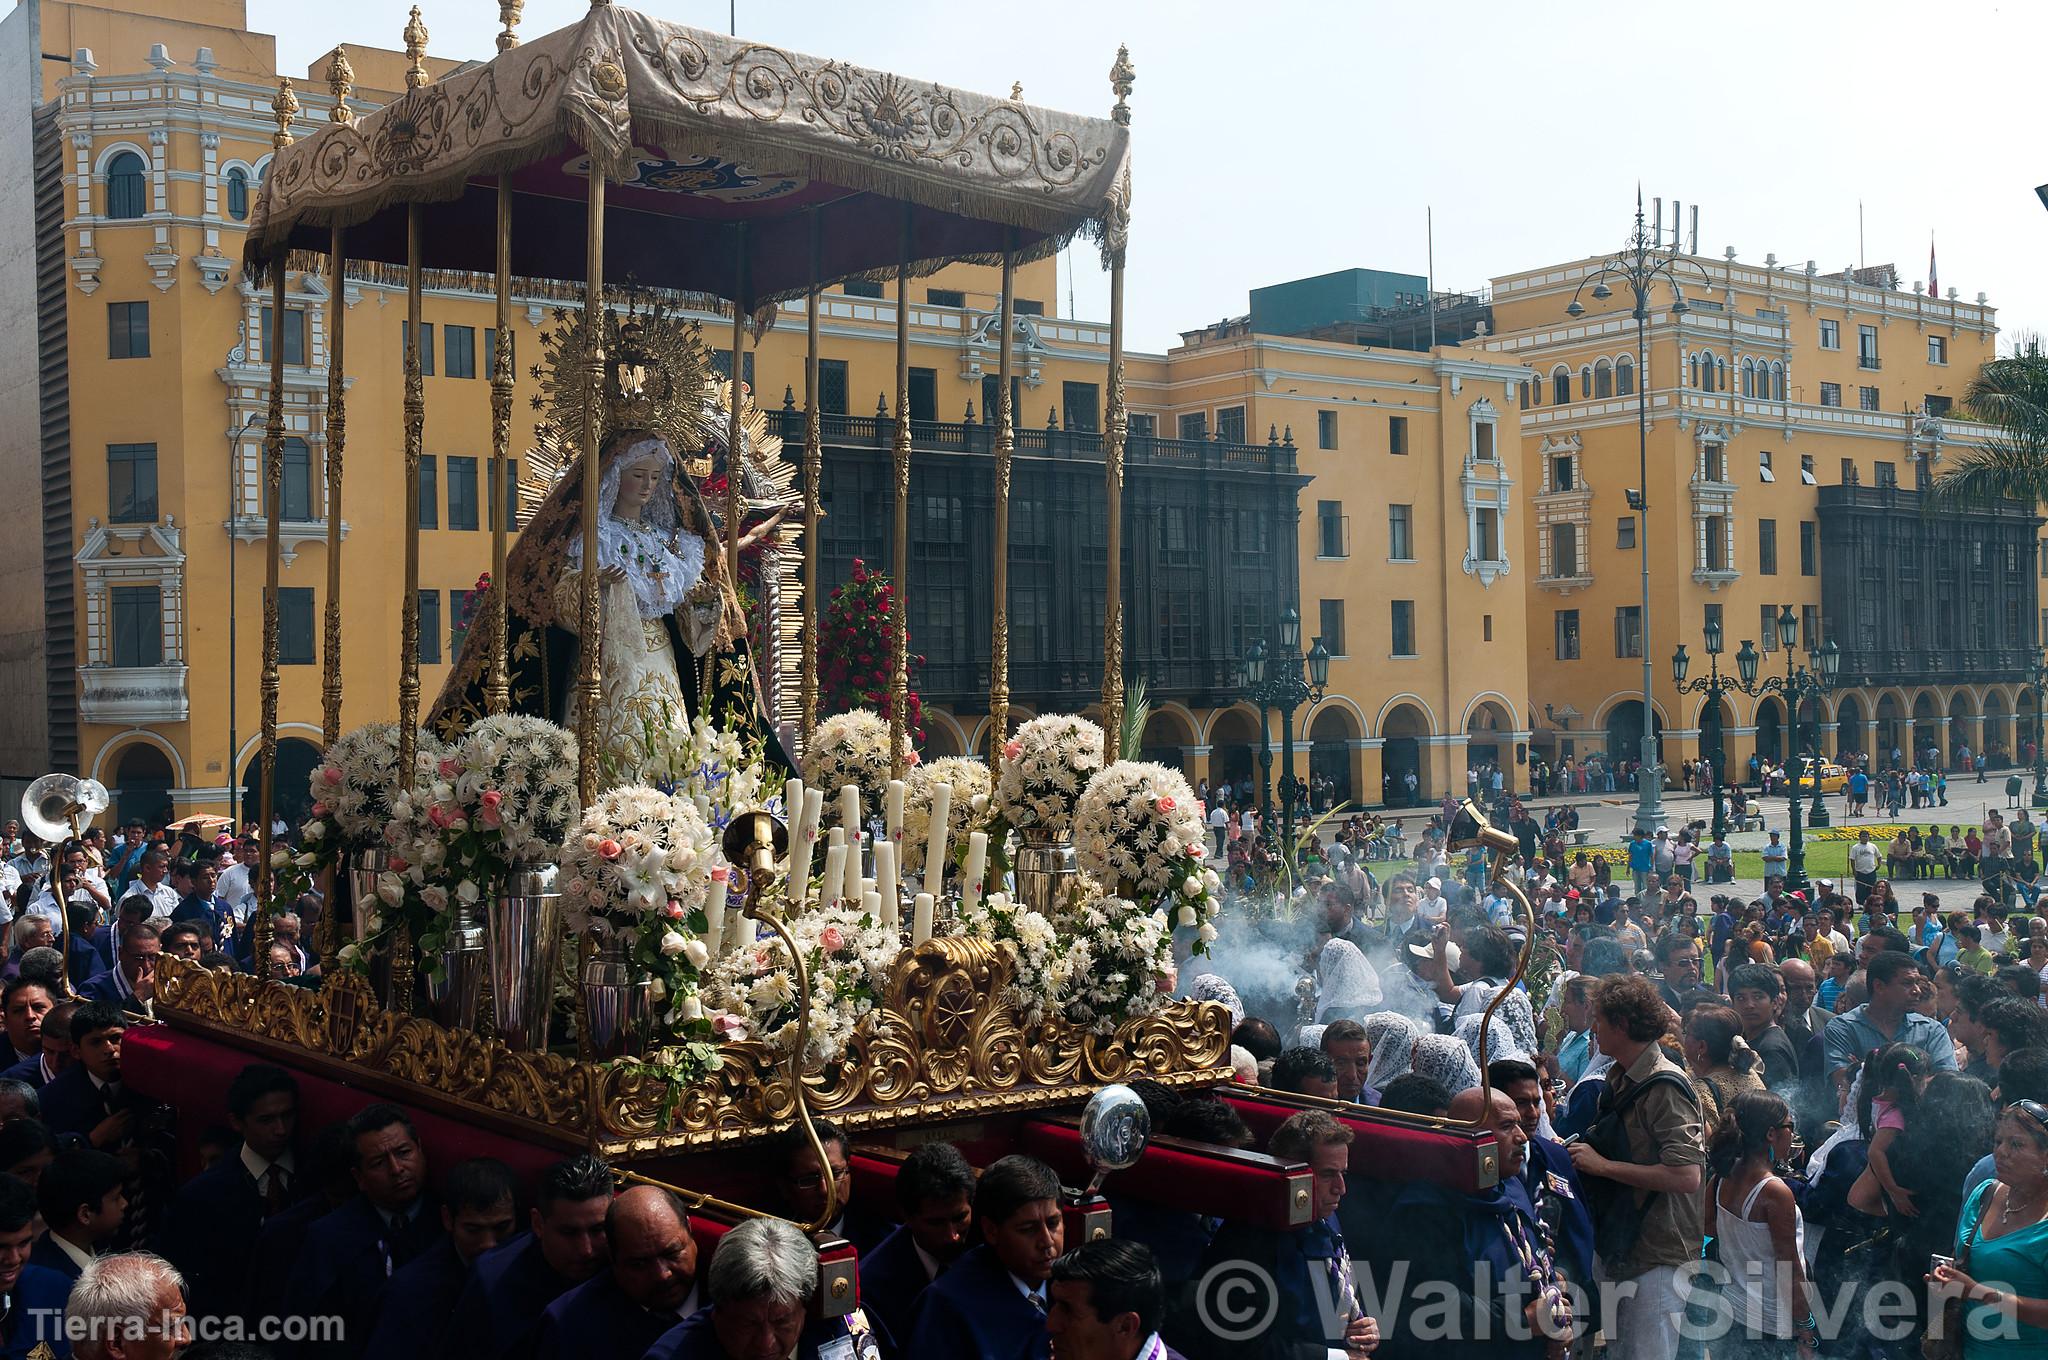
995;714;1105;839
700;904;898;1072
1074;760;1223;956
803;709;912;821
902;756;993;879
1057;890;1175;1035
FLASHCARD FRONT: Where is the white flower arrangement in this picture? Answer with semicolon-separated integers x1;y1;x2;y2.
310;723;448;853
959;891;1076;1027
441;715;580;871
1056;890;1175;1035
700;905;899;1072
802;709;909;819
1074;761;1224;956
995;714;1106;839
558;787;717;934
637;708;774;837
902;756;994;878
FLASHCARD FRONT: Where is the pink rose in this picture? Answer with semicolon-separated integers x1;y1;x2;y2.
480;789;504;810
1004;739;1023;761
663;900;685;920
478;806;503;830
819;926;846;953
1156;796;1176;813
427;806;452;829
311;802;329;817
597;839;622;861
438;757;461;778
710;866;729;883
712;1014;748;1038
320;766;344;787
388;855;410;873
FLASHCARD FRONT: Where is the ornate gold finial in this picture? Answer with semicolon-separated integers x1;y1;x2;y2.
271;79;299;150
325;46;355;125
1109;45;1134;126
1010;81;1023;101
497;0;523;51
403;7;430;90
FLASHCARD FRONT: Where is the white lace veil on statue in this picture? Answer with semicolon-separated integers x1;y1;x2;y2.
567;435;705;621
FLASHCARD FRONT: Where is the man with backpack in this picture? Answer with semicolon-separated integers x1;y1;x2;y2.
1566;974;1706;1360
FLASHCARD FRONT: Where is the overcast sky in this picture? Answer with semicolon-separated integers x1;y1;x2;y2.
255;0;2048;357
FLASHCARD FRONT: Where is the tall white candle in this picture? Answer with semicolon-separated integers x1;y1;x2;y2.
861;889;883;925
961;830;988;914
922;782;954;899
821;830;847;906
789;787;825;899
912;892;935;946
843;831;865;906
884;779;905;845
873;840;899;926
839;784;861;840
783;776;805;833
705;865;729;952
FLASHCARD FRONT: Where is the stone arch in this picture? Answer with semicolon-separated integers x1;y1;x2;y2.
1380;702;1431;805
1752;695;1786;763
1947;689;1978;768
1464;697;1515;783
1834;691;1866;761
1205;705;1261;797
921;710;969;759
89;728;188;790
240;736;323;831
1139;705;1198;778
1873;691;1907;766
95;736;184;829
1373;693;1440;738
1983;688;2013;764
1308;703;1361;807
1911;690;1942;766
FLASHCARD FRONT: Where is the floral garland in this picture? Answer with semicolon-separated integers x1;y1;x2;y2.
957;891;1075;1026
995;714;1105;840
310;723;448;853
557;787;722;1075
1073;761;1223;956
802;708;911;819
1055;891;1176;1035
820;559;925;745
700;904;899;1073
902;756;994;879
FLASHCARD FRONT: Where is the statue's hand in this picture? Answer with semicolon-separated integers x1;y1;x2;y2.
600;566;628;586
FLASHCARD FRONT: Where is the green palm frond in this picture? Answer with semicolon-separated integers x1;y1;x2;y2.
1120;679;1150;762
1927;437;2048;509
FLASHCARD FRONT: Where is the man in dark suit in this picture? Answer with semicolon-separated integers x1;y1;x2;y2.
364;1157;519;1360
160;1063;301;1323
29;1147;125;1289
533;1185;701;1360
0;979;50;1073
1;1000;74;1091
1046;1240;1191;1360
858;1141;975;1352
644;1216;881;1360
446;1153;613;1359
0;1172;75;1357
246;1121;359;1336
1176;1110;1379;1360
1487;1059;1593;1294
282;1102;441;1359
77;921;159;1018
905;1154;1065;1360
766;1118;887;1254
37;1003;135;1150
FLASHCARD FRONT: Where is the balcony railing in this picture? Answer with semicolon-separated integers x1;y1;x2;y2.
773;410;1298;476
78;664;189;723
1858;354;1882;370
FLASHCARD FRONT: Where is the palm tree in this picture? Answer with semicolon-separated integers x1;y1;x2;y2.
1929;348;2048;506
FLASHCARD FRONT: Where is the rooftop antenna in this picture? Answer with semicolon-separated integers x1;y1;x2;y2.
1426;205;1437;351
1859;201;1865;269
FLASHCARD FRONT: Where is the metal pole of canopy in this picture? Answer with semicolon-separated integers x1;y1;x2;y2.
890;206;913;779
989;239;1015;765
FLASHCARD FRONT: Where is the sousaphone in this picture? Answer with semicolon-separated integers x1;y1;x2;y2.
19;773;109;998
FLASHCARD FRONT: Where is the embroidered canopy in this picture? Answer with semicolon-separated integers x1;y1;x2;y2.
243;5;1133;308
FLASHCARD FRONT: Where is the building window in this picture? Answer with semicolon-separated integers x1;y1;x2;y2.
1594;360;1614;398
417;590;441;664
843;279;884;299
1013;299;1046;317
104;152;145;219
1128;413;1156;439
1759;450;1775;482
1702;444;1727;483
107;443;157;523
1926;394;1953;417
277;437;312;521
1473;507;1501;562
1555;609;1581;660
1703;516;1727;572
447;456;479;530
1800;454;1816;485
1802;605;1820;652
1483;615;1493;642
1820;319;1840;350
1617;517;1636;549
1473;419;1496;462
1859;385;1880;411
1552;455;1574;491
906;367;937;424
401;320;435;377
1319;600;1346;657
1317;410;1338;450
225;166;249;221
1551;523;1579;577
1800;520;1816;576
1819;382;1841;407
1759;604;1779;653
1840;457;1858;484
279;587;315;665
925;288;964;308
710;350;757;387
1858;324;1880;368
486;457;519;531
1177;412;1207;441
1552;367;1570;404
1614;606;1643;658
1063;382;1100;433
445;325;477;379
262;306;307;366
1758;518;1778;575
1875;461;1897;489
1929;335;1949;364
1317;500;1347;558
1387;504;1413;560
1391;600;1416;657
108;302;148;359
1616;355;1635;395
1215;405;1245;444
109;585;162;668
418;455;438;529
1389;415;1409;455
818;358;848;416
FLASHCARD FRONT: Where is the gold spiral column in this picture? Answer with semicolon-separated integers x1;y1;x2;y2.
725;225;747;616
988;242;1016;764
254;79;299;985
799;213;822;744
486;173;514;715
1099;46;1136;748
575;147;606;806
889;208;912;780
320;52;353;749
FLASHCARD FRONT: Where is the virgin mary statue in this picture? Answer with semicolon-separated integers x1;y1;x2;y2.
431;306;787;785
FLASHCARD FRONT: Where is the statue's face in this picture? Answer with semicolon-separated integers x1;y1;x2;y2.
616;457;664;518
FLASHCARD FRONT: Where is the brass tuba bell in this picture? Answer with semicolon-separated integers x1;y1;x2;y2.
20;774;109;844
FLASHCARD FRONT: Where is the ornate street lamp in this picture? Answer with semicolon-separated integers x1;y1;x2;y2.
1673;619;1735;843
1242;618;1328;865
1725;613;1837;894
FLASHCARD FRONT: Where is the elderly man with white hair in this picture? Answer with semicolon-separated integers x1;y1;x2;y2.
644;1215;880;1359
67;1250;187;1360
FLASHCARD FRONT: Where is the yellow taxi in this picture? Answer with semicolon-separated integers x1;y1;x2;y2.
1797;756;1848;793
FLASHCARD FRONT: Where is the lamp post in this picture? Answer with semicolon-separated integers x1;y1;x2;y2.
1242;607;1331;863
1728;608;1838;895
1671;615;1734;845
2027;649;2048;809
1567;193;1711;837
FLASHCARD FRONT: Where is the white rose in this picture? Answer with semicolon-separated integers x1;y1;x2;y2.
683;938;710;970
1198;923;1219;943
1202;869;1221;891
375;873;406;907
304;821;325;842
649;978;668;1002
420;885;449;912
677;994;702;1022
455;879;480;906
1176;905;1196;928
660;931;686;957
337;943;359;966
1182;876;1202;897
